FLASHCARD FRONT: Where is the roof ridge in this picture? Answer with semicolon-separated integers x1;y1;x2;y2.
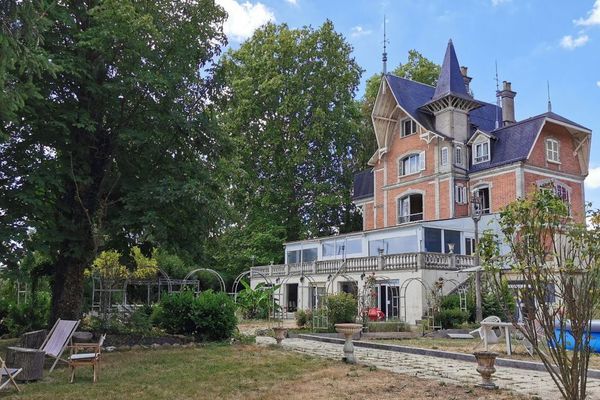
385;73;436;88
492;114;546;133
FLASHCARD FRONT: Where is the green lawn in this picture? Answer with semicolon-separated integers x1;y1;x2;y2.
1;339;526;400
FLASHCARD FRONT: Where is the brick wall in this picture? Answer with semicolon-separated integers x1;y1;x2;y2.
527;123;582;175
471;171;517;213
523;172;585;223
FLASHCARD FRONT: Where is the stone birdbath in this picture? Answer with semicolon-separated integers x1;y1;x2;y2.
473;351;499;389
272;327;288;346
335;323;363;364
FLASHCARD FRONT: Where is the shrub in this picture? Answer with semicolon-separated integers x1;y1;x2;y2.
191;290;237;341
436;308;469;329
2;293;51;336
151;291;196;335
295;308;314;329
153;290;237;340
325;293;357;328
295;309;307;328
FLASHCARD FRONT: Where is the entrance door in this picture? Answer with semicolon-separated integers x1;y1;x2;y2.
286;284;298;312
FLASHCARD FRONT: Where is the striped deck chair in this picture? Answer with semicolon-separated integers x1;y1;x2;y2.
40;319;80;373
0;355;22;392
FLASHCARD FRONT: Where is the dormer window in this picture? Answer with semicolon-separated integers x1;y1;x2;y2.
401;119;417;137
546;138;560;163
473;141;489;164
399;152;425;176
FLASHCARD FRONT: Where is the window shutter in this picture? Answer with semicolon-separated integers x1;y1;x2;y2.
462;187;467;204
454;185;459;203
419;151;426;170
398;159;403;176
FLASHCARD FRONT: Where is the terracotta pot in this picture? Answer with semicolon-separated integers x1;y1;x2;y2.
272;327;288;345
473;351;498;390
335;323;362;364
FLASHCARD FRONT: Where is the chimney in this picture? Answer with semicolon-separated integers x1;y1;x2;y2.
460;66;472;93
498;81;516;126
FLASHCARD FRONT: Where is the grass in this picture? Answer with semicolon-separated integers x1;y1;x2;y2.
1;339;526;400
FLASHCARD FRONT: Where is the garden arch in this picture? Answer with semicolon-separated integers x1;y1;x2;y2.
231;270;272;302
399;277;440;329
183;268;226;293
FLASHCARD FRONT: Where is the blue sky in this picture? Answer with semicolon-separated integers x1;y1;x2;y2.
217;0;600;207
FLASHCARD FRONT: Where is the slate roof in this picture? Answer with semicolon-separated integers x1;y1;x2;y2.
352;169;374;200
432;39;472;101
385;74;501;136
378;41;590;177
469;115;545;172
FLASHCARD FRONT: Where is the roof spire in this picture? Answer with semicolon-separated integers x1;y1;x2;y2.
432;39;471;100
495;61;500;129
547;80;552;112
382;15;388;74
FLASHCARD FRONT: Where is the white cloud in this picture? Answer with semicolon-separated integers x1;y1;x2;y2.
350;26;372;38
585;167;600;189
597;80;600;88
216;0;275;42
491;0;511;6
575;0;600;26
285;0;298;5
560;34;589;49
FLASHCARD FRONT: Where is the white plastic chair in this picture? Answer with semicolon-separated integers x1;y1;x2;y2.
470;315;504;350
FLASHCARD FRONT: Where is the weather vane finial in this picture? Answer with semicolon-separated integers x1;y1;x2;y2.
547;81;552;112
382;15;389;74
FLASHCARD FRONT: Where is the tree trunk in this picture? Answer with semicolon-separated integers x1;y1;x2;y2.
51;255;88;321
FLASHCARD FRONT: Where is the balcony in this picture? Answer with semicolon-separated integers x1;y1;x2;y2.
250;252;475;279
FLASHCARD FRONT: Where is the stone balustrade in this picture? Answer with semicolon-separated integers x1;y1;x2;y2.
251;252;474;278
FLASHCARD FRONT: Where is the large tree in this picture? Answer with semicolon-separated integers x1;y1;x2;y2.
356;50;440;168
213;22;363;275
0;0;228;320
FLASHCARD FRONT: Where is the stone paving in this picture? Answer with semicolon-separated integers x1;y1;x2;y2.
256;336;600;400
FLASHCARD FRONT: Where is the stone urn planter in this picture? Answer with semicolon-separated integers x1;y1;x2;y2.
473;351;498;390
272;327;288;346
335;323;363;364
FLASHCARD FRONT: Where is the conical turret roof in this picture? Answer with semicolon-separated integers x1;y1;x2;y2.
432;39;471;101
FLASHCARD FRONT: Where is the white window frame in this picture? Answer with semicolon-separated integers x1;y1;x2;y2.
455;146;463;166
397;193;424;224
440;147;449;166
546;138;560;163
473;141;490;164
401;118;417;137
455;185;467;204
398;151;426;176
472;185;491;214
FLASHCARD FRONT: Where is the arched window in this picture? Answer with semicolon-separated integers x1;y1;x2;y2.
398;152;425;176
537;179;571;205
472;186;491;214
397;193;423;224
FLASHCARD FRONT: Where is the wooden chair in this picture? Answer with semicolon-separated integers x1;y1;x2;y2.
0;355;22;392
67;334;106;383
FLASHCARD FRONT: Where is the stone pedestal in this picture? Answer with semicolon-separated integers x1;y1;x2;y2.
6;347;45;381
334;323;362;364
473;351;498;390
272;327;288;346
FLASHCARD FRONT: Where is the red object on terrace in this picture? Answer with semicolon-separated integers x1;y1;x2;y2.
367;307;385;321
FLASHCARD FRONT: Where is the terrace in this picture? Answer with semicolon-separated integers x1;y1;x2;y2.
251;252;476;278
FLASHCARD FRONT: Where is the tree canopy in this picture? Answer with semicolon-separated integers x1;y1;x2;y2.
211;21;363;276
0;0;229;319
